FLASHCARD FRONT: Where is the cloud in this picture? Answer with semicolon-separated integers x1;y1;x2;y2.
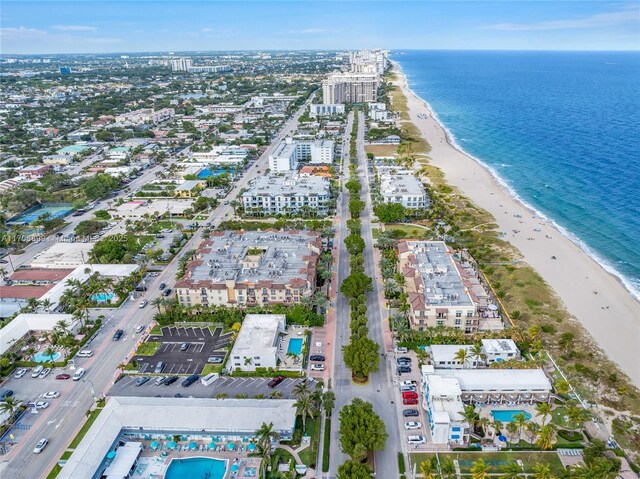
200;28;214;33
0;26;47;40
289;28;330;34
483;5;639;31
52;25;97;32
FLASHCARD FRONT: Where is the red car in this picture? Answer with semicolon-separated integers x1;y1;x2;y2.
55;374;71;380
403;398;419;405
267;376;284;388
402;391;418;399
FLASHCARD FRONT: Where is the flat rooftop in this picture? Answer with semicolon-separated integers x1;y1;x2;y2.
177;230;320;289
243;173;330;198
31;242;94;269
378;166;426;197
9;268;74;283
427;368;552;392
230;314;284;357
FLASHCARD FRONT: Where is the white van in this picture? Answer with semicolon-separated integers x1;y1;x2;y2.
407;435;426;444
31;365;44;378
400;384;416;393
72;368;86;381
76;350;93;358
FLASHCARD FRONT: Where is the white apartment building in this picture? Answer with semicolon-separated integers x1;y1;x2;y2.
377;166;429;209
171;58;193;71
430;340;521;369
269;138;334;172
422;373;470;445
481;339;521;364
115;108;175;125
242;173;331;216
349;49;388;75
191;146;249;166
229;314;285;372
310;104;345;117
322;72;379;104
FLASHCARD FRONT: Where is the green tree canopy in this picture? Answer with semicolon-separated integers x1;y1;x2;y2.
337;460;372;479
343;336;380;379
339;398;387;461
373;202;406;223
340;271;373;298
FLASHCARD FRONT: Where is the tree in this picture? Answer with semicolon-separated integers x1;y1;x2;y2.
455;347;470;368
373;202;406;223
340;271;373;298
513;412;528;439
339;398;387;460
526;421;540;444
567;405;590;432
470;343;487;365
322;390;336;417
532;463;554;479
535;403;552;425
0;396;21;423
294;394;316;433
506;421;519;445
343;336;380;380
500;462;523;479
459;404;478;432
471;459;492;479
535;424;556;450
337;460;372;479
255;421;279;457
421;458;437;479
441;459;456;479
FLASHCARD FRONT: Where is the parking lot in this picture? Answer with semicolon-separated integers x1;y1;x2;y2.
132;326;232;376
108;375;305;399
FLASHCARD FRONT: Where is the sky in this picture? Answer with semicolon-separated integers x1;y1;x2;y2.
1;1;639;54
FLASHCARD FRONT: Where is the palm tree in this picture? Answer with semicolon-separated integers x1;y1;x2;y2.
292;381;311;399
478;416;491;437
25;297;40;313
567;405;590;432
526;421;541;444
441;459;456;479
294;394;316;433
500;462;523;479
470;459;492;479
41;298;53;313
506;421;519;445
470;343;487;366
255;421;279;456
535;424;556;450
532;463;554;479
513;412;527;439
151;296;166;313
251;442;271;479
43;345;56;363
492;419;504;435
454;347;470;368
0;396;21;424
54;319;70;335
460;404;478;435
535;403;552;425
420;458;437;479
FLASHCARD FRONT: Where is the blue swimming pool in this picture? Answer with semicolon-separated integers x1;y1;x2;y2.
165;457;227;479
32;351;61;363
197;168;227;179
491;410;532;422
91;292;115;302
7;204;74;225
287;338;304;355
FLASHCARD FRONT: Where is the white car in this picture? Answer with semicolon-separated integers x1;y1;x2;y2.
14;368;27;379
33;438;48;454
38;368;52;379
139;300;148;309
405;421;422;430
407;435;426;444
33;401;49;410
43;391;60;399
400;380;417;387
310;364;325;371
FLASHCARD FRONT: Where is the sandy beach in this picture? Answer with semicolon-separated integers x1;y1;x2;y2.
392;65;640;387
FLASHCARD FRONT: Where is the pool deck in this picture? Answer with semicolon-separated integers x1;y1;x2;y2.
279;327;307;370
134;447;262;479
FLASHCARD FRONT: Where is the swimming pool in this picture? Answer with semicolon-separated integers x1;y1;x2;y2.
7;204;74;225
287;338;304;355
197;168;228;179
32;351;61;363
165;457;227;479
491;410;532;422
91;292;115;302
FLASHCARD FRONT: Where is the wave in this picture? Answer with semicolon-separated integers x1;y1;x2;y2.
396;63;640;302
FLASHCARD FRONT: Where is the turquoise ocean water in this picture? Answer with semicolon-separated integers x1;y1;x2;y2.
394;51;640;299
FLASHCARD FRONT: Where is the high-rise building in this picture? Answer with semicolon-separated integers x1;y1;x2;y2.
170;58;193;72
322;72;378;103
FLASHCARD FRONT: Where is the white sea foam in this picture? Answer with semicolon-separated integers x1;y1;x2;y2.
397;65;640;302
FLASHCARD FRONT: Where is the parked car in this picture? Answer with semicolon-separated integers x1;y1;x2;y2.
309;355;325;362
135;377;150;387
396;347;409;354
135;325;145;333
14;368;27;379
397;366;412;374
402;398;418;405
163;288;172;297
39;368;52;379
405;421;422;430
181;374;200;387
0;389;14;401
155;376;166;386
159;282;166;290
403;409;420;417
207;357;224;364
113;329;124;341
402;391;418;400
139;300;148;309
397;357;412;363
72;368;85;381
180;342;190;352
310;364;325;371
32;401;49;410
407;435;426;445
42;391;60;399
32;365;44;378
154;362;165;374
267;376;285;388
55;374;71;380
400;384;416;393
164;376;179;385
400;380;417;387
76;350;93;358
33;438;49;454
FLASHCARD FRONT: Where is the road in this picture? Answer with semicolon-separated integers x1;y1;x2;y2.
327;111;401;477
0;94;315;479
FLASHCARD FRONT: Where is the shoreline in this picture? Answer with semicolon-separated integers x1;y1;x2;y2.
391;62;640;387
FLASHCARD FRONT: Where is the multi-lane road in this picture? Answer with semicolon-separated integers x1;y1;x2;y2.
0;94;314;479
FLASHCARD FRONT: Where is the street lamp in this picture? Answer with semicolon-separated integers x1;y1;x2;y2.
83;378;98;402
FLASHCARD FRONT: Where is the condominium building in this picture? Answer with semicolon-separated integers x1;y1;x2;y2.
170;57;193;71
349;49;388;75
229;314;285;372
377;166;429;210
322;72;378;104
429;339;520;369
175;230;322;308
242;173;331;216
268;138;334;172
309;104;345;117
115;108;175;125
397;241;480;332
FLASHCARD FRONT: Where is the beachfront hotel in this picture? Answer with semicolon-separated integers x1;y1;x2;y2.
377;165;429;210
268;138;335;172
57;397;296;479
322;72;379;104
429;339;521;369
175;230;321;308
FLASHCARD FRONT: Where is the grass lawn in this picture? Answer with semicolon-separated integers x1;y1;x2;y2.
46;464;62;479
322;418;331;472
298;416;320;467
385;223;431;239
201;364;223;376
372;227;380;239
69;407;104;449
61;450;73;460
269;448;296;477
136;341;160;356
411;451;565;476
150;325;163;335
551;406;570;428
365;144;398;157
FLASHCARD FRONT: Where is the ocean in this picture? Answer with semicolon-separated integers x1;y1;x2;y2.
394;50;640;299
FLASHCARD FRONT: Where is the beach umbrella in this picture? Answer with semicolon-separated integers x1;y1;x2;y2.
231;464;240;472
168;441;177;450
227;443;235;451
208;442;217;450
247;443;256;452
498;435;507;442
150;441;159;450
106;451;116;459
189;441;197;450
